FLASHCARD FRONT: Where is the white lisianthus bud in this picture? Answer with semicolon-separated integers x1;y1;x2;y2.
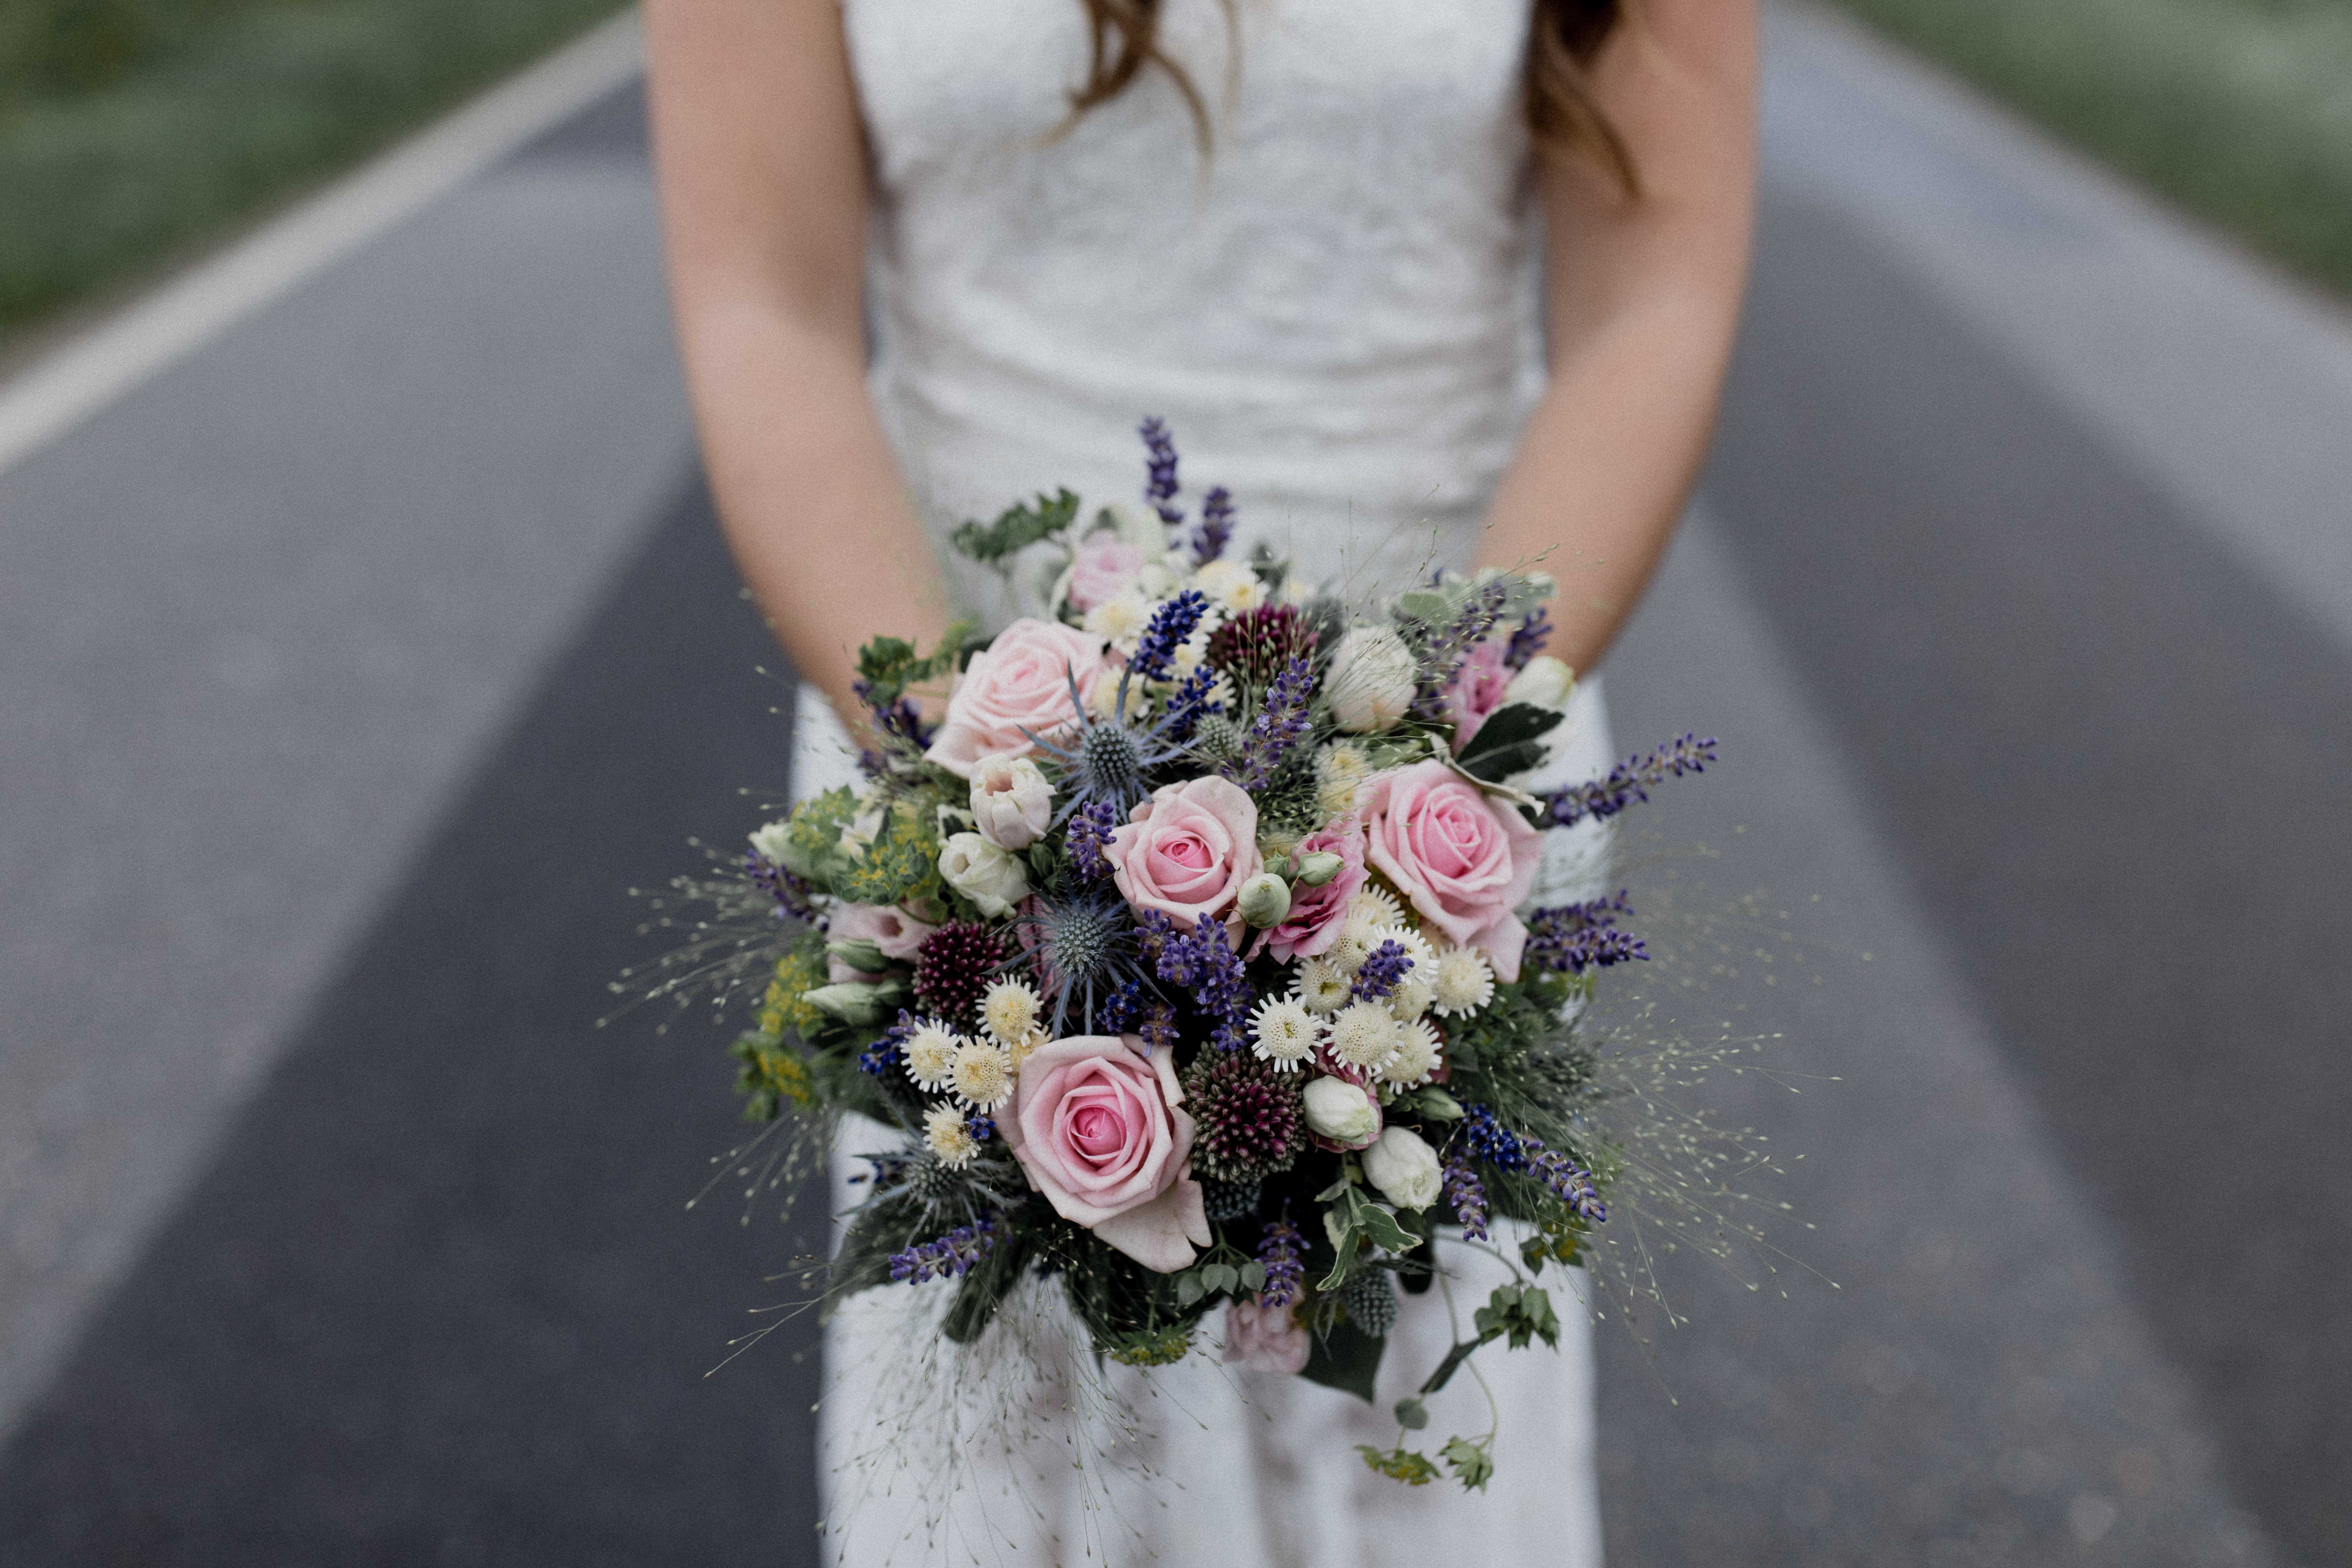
1361;1126;1444;1211
748;819;793;866
1503;654;1576;711
938;831;1031;917
1326;627;1419;733
969;755;1055;850
1237;872;1293;929
1294;850;1345;886
1302;1074;1382;1147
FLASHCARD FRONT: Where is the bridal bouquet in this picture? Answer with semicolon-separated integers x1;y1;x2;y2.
654;424;1723;1493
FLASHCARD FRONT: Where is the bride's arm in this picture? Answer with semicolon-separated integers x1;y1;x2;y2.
1478;0;1759;676
644;0;951;728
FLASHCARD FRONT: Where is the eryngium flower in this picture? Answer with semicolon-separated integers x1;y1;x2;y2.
1206;602;1320;691
1338;1265;1398;1337
911;920;1005;1027
1182;1050;1306;1183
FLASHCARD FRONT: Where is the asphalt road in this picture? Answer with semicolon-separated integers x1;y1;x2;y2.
1;6;2346;1565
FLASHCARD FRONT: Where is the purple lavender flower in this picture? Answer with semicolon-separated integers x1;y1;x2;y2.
888;1215;1001;1284
1139;416;1184;525
1158;663;1224;743
1457;1104;1606;1224
1503;607;1551;671
965;1112;996;1144
1256;1212;1306;1311
1095;979;1146;1033
1442;1156;1490;1241
1349;938;1413;1002
1128;589;1208;683
1223;654;1313;792
1522;892;1647;975
746;850;817;922
1138;1004;1180;1055
1540;734;1720;829
859;1010;918;1076
1193;485;1234;566
1138;909;1252;1052
1410;579;1512;717
1067;799;1120;881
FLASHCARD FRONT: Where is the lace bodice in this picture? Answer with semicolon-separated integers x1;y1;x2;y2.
842;0;1547;621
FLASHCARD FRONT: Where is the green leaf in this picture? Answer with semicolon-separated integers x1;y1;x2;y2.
1303;1320;1387;1403
1357;1444;1440;1485
1455;702;1566;783
1355;1203;1422;1256
950;489;1081;566
1441;1435;1496;1491
1238;1260;1266;1292
1200;1262;1238;1296
1175;1270;1206;1307
1393;1396;1430;1431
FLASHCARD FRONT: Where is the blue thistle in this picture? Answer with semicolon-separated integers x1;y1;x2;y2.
1024;652;1203;817
1193;485;1234;565
1540;735;1719;828
1139;416;1184;524
1012;884;1155;1036
1222;654;1313;792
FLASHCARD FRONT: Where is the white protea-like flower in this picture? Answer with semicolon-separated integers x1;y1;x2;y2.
1191;558;1267;614
1326;1000;1401;1073
923;1102;979;1168
1431;946;1497;1017
1293;956;1353;1015
1083;590;1156;652
903;1021;962;1092
1316;741;1374;818
1250;995;1322;1068
1005;1029;1048;1071
1348;886;1407;927
951;1037;1017;1111
1378;1018;1444;1088
980;978;1043;1048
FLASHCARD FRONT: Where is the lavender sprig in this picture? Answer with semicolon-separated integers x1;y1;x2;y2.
1139;416;1183;525
1137;909;1253;1052
1159;663;1224;743
1193;486;1234;566
746;851;817;922
965;1112;997;1144
1523;892;1647;975
1411;579;1512;717
1224;654;1313;792
1129;589;1208;683
859;1010;918;1076
1442;1156;1490;1241
1457;1103;1606;1224
1256;1212;1305;1311
1503;607;1551;671
888;1216;1001;1284
1095;979;1146;1033
1540;734;1719;829
1349;938;1413;1002
1067;800;1120;881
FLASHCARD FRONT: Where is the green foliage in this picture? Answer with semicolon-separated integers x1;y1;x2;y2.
730;1032;818;1122
1300;1315;1385;1401
854;622;975;714
832;800;943;909
1100;1323;1196;1366
1824;0;2352;297
1454;702;1566;783
1355;1444;1440;1485
0;0;629;337
949;489;1080;566
1473;1281;1560;1352
1392;1395;1430;1430
1440;1435;1495;1491
1314;1179;1422;1290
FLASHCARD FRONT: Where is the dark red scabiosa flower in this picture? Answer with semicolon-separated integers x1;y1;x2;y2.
1181;1051;1306;1183
911;920;1006;1028
1205;603;1319;692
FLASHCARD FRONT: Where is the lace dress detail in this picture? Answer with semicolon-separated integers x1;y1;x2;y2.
812;2;1608;1561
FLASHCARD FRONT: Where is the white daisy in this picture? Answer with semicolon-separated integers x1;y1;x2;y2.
903;1021;962;1092
1250;995;1322;1068
980;978;1043;1048
1378;1018;1445;1087
1084;591;1155;652
1326;1000;1401;1072
923;1102;979;1168
1191;559;1266;614
1292;956;1353;1014
1430;946;1497;1017
950;1037;1017;1111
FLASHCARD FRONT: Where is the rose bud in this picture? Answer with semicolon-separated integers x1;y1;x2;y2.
1237;872;1293;929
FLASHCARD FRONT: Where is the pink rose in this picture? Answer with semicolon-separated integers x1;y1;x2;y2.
1064;530;1147;612
1360;760;1544;982
924;618;1110;779
825;902;938;980
1003;1035;1210;1273
1447;638;1515;753
1251;819;1366;963
1225;1298;1310;1374
1107;776;1263;932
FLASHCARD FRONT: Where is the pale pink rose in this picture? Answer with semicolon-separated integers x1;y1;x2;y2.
826;903;937;979
924;618;1110;778
1251;818;1366;963
1107;776;1263;932
1003;1035;1210;1273
1447;638;1515;753
970;755;1054;850
1064;530;1147;612
1359;760;1544;982
1225;1298;1310;1374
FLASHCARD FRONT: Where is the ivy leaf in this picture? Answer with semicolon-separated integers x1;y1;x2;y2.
1304;1318;1386;1402
1355;1202;1423;1256
1441;1435;1496;1492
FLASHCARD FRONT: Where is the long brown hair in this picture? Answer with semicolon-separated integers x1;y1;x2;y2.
1065;0;1634;191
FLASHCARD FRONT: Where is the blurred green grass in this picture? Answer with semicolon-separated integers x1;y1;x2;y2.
0;0;625;339
1823;0;2352;294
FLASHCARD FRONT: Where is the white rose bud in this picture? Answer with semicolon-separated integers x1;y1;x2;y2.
1503;654;1576;711
1326;627;1419;733
1302;1074;1382;1147
1360;1126;1444;1211
938;831;1031;918
748;818;793;866
969;755;1055;851
1237;872;1292;929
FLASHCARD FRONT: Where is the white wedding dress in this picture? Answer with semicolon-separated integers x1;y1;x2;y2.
803;1;1611;1561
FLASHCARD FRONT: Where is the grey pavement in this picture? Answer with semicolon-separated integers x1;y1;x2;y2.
0;4;2346;1563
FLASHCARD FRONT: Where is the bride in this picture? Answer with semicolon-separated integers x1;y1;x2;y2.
644;0;1754;1560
